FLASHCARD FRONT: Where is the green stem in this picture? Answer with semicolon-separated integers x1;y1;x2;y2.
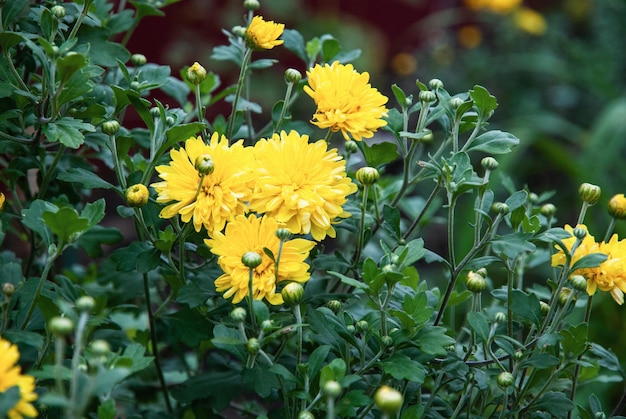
38;144;66;199
390;139;420;208
69;311;89;418
20;246;62;330
352;184;369;266
54;336;65;395
67;0;93;41
195;83;211;139
109;134;127;189
568;294;593;419
247;267;257;331
274;81;295;134
226;48;253;139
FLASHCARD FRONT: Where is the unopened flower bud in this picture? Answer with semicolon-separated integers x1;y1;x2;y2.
126;184;149;208
572;227;587;240
187;62;207;85
558;288;573;306
449;97;465;109
540;203;556;217
374;385;403;415
529;192;539;204
230;307;247;322
419;90;436;103
540;301;550;315
2;282;15;298
346;324;356;333
497;371;514;388
492;202;510;215
420;129;433;143
381;264;396;273
76;296;95;313
570;275;587;292
194;154;215;176
356;320;369;333
579;182;601;205
242;251;262;269
165;116;175;126
232;25;247;38
356;166;380;185
261;319;274;332
90;339;111;356
50;316;74;336
428;78;444;90
608;194;626;219
476;267;487;278
130;81;141;90
481;156;499;171
323;380;342;398
284;68;302;84
275;228;291;241
326;300;341;313
51;5;66;19
130;53;147;67
149;107;161;118
298;412;315;419
345;140;359;154
102;120;120;136
466;271;487;293
246;337;260;354
281;282;304;307
381;335;393;347
494;312;507;323
244;0;260;10
514;350;523;360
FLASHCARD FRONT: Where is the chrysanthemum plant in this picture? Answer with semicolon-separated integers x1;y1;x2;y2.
0;1;625;418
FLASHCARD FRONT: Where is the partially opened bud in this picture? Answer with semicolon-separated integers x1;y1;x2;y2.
126;184;149;208
194;154;215;176
187;62;207;85
608;194;626;219
281;282;304;307
356;167;380;185
579;183;601;205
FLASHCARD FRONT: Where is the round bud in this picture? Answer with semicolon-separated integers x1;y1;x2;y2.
50;316;74;336
528;192;539;204
572;227;587;240
420;129;433;143
419;90;436;103
476;267;488;278
261;320;274;333
404;97;413;108
481;156;499;171
90;339;111;356
246;337;260;355
323;380;342;398
514;350;523;360
75;296;95;313
232;25;247;38
130;53;147;67
374;385;403;415
497;371;514;388
284;68;302;84
102;120;120;136
326;300;341;313
230;307;247;322
194;154;215;176
494;312;507;323
579;182;601;205
130;81;141;90
2;282;15;298
187;62;207;85
298;412;315;419
608;194;626;220
540;301;550;315
570;275;588;292
344;140;359;154
275;228;291;241
149;107;161;118
558;288;573;306
449;97;465;109
346;324;356;333
243;0;260;10
281;282;304;307
381;264;396;274
165;116;175;126
381;335;393;347
492;202;510;215
466;271;487;293
126;184;149;208
356;166;380;185
242;251;262;269
540;203;556;217
51;5;66;19
595;413;607;419
390;255;400;265
428;78;444;90
356;320;369;333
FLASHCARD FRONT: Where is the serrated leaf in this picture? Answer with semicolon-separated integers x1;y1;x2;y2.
509;289;543;326
465;130;520;154
362;141;400;168
491;232;536;259
57;53;87;85
467;311;490;343
379;353;426;383
57;168;114;189
21;200;58;245
42;117;95;149
42;207;90;244
469;85;498;118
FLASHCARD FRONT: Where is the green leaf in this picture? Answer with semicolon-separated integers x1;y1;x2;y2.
57;53;87;85
571;253;608;272
532;391;575;416
0;31;25;50
1;0;28;28
508;289;543;326
306;37;321;62
282;29;308;63
165;308;212;347
97;398;117;419
307;345;331;382
465;130;520;154
91;368;132;397
164;122;205;149
522;353;560;369
505;190;528;211
415;326;455;355
396;238;426;269
328;271;368;290
170;370;239;409
43;207;90;244
381;205;401;239
467;311;490;343
320;358;346;386
21;200;58;245
41;117;96;149
391;84;408;108
362;142;400;168
379;353;426;383
76;226;123;258
589;344;626;377
0;386;20;418
321;35;340;62
57;168;114;190
491;232;536;259
469;85;498;118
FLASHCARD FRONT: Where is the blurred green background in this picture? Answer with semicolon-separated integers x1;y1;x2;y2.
126;0;626;410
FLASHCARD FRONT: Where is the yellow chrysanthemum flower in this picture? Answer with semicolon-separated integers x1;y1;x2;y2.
0;338;38;419
551;224;598;270
514;7;547;36
304;62;389;141
245;15;284;50
250;130;358;241
151;134;255;235
205;214;315;305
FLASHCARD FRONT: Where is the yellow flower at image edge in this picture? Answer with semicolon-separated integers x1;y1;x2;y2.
304;62;388;141
0;338;38;419
151;134;255;235
245;15;284;50
250;130;358;241
205;214;315;305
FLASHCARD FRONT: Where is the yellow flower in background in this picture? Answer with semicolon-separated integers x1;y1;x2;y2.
245;15;284;50
514;7;547;36
464;0;521;14
205;214;315;305
304;62;389;141
0;338;38;419
457;25;483;49
151;134;255;235
250;130;358;241
0;192;5;212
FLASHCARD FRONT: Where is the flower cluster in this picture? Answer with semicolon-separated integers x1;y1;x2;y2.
552;224;626;305
0;338;38;419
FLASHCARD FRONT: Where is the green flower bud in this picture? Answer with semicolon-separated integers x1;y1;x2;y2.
540;301;550;315
492;202;510;215
356;166;380;185
246;337;260;354
570;275;588;292
126;184;149;208
323;380;342;398
579;182;601;205
419;90;436;103
149;107;161;118
466;271;487;293
374;385;403;415
428;78;444;90
381;264;396;273
187;62;207;85
281;282;304;307
90;339;111;356
51;5;66;19
420;129;434;143
356;320;369;333
326;300;341;313
449;97;465;109
102;120;120;136
344;140;359;154
284;68;302;84
595;413;607;419
558;287;573;306
244;0;260;10
540;203;556;217
130;53;147;67
232;25;247;38
497;371;514;388
346;324;356;333
514;350;523;360
230;307;247;322
528;192;539;204
242;251;262;269
381;335;393;347
165;116;175;126
194;154;215;176
494;312;507;323
476;267;488;278
481;156;499;171
572;227;587;240
275;228;291;241
130;81;141;90
2;282;15;298
608;194;626;219
75;296;95;313
50;316;74;336
261;319;274;332
298;412;315;419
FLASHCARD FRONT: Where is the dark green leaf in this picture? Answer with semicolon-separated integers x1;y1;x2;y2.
0;31;25;50
505;190;528;211
523;353;560;369
76;226;123;257
307;345;331;382
382;204;401;239
57;53;87;85
509;289;543;326
282;29;308;63
164;122;205;149
467;311;490;343
171;370;239;409
465;130;520;154
42;117;95;149
379;353;426;383
491;232;536;259
320;358;346;386
532;391;575;416
43;207;90;244
1;0;28;28
391;84;407;108
328;271;368;290
416;326;455;355
97;398;116;419
321;36;340;62
361;141;400;168
21;200;58;245
57;168;114;190
469;85;498;118
0;386;20;418
571;253;608;272
589;344;625;377
559;323;588;357
165;308;212;347
396;238;426;269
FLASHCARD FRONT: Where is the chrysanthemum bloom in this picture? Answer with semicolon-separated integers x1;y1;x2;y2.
0;338;38;419
304;62;389;141
513;7;547;36
244;15;284;50
250;130;358;241
551;224;598;270
608;194;626;219
205;214;315;305
151;134;255;235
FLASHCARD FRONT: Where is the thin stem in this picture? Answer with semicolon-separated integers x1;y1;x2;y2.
195;83;211;139
109;134;126;189
67;0;93;41
54;336;66;395
38;145;66;199
604;218;617;242
69;311;89;418
226;48;253;139
352;184;369;266
390;139;420;208
577;202;590;226
247;267;257;331
568;294;594;419
274;81;295;134
294;304;304;366
21;246;61;330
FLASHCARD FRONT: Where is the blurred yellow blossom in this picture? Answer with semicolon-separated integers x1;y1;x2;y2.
245;15;284;50
514;7;548;35
0;338;38;419
457;25;483;49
